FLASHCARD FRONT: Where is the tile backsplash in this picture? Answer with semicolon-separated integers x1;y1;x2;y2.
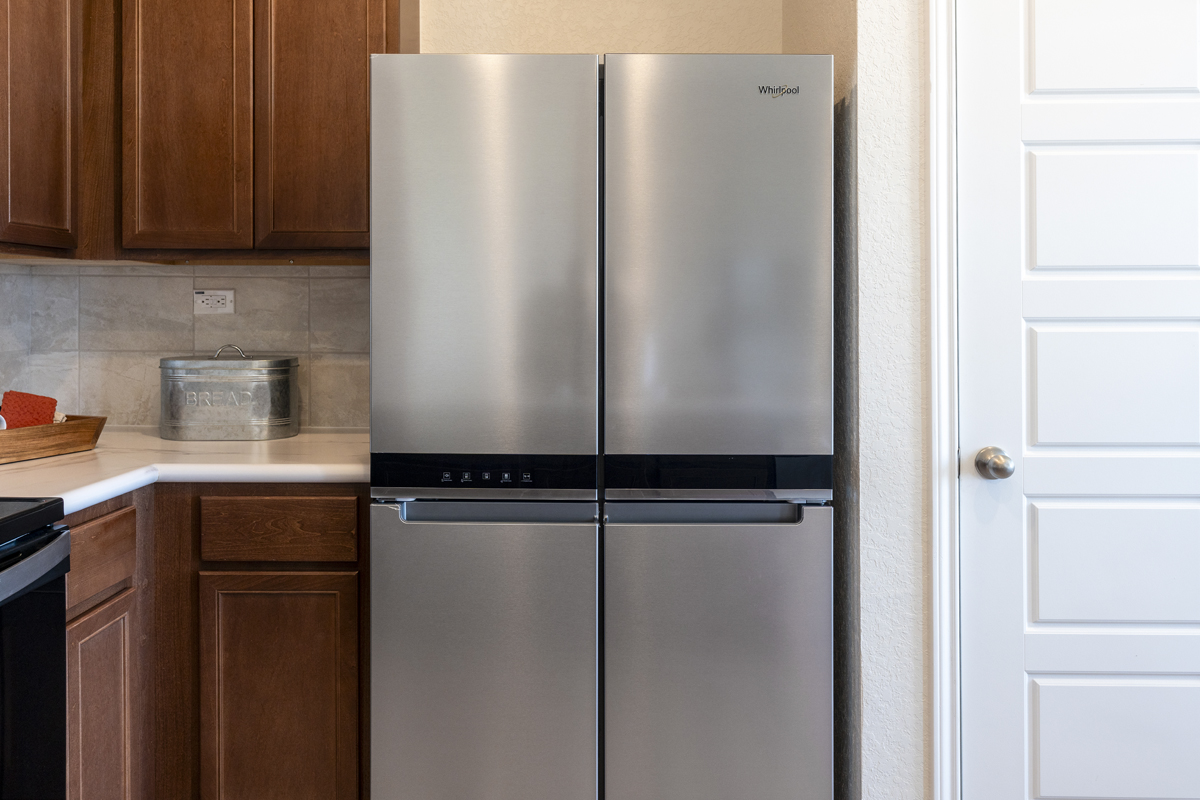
0;262;369;428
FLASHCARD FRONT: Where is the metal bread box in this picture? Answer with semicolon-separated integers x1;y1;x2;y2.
160;345;299;440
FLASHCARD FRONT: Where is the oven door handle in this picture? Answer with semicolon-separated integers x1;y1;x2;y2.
0;529;70;607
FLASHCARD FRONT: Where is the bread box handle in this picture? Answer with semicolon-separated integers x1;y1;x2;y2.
211;344;250;360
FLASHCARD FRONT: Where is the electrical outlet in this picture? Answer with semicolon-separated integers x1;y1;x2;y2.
194;290;235;315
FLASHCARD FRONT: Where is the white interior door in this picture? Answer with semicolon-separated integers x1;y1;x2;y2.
959;1;1200;797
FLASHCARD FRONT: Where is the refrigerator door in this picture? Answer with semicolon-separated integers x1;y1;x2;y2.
370;55;599;456
604;54;833;455
604;503;832;800
370;502;599;800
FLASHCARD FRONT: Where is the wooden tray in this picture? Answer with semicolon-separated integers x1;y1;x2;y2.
0;415;107;465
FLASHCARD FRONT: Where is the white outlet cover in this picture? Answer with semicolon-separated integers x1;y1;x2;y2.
194;289;235;315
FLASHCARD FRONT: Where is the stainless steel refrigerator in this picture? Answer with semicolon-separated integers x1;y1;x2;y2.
369;53;831;800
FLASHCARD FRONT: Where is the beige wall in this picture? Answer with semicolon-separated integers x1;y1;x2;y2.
422;0;782;53
784;0;854;99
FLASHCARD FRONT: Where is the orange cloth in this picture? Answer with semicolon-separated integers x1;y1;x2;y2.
0;391;57;429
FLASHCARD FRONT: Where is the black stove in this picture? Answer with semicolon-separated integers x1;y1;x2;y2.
0;497;64;543
0;496;68;799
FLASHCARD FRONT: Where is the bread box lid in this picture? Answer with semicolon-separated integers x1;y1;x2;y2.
160;344;298;370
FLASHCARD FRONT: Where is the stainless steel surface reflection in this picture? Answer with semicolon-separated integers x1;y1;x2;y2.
604;55;834;455
370;55;599;455
604;503;833;800
370;502;598;800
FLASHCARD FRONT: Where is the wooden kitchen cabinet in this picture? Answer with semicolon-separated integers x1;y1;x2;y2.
199;495;359;561
62;493;152;800
255;0;384;248
123;0;384;250
122;0;254;248
0;0;409;261
52;484;370;800
66;505;137;612
199;571;359;800
152;483;369;800
67;588;137;800
0;0;80;248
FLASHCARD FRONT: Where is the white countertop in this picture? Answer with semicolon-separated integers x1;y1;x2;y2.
0;429;370;514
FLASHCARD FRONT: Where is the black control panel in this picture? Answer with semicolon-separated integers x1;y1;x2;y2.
603;454;833;491
372;454;830;492
440;469;531;484
372;454;597;490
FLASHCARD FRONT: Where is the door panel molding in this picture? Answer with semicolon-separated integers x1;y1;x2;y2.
930;0;960;797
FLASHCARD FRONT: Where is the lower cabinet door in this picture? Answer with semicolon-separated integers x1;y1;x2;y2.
67;587;137;800
198;572;358;800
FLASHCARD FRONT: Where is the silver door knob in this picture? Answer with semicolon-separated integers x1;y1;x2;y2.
975;446;1015;480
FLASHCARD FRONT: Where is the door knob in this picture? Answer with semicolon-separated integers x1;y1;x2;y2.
975;446;1015;480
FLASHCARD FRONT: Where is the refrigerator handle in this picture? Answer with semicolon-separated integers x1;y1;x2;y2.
602;502;805;526
604;489;832;503
396;501;600;525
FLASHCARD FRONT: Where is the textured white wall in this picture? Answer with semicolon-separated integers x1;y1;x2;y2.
786;2;930;797
421;0;781;54
856;0;930;797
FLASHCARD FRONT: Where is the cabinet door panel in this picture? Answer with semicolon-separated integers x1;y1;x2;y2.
199;571;358;800
122;0;252;248
254;0;383;248
67;588;136;800
0;0;79;247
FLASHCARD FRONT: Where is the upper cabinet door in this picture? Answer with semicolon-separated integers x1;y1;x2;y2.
0;0;80;248
254;0;383;248
122;0;253;248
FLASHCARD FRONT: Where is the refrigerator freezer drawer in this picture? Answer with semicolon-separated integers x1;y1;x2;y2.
604;54;833;455
604;504;832;800
369;502;598;800
370;55;600;455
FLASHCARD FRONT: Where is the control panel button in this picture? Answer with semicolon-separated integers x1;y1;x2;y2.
460;471;472;482
441;471;453;482
521;472;533;483
500;472;512;483
481;472;492;481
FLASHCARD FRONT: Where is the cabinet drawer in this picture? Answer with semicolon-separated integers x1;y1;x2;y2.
200;497;358;562
67;506;136;610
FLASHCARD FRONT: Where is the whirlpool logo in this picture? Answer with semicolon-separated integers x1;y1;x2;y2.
759;85;800;97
